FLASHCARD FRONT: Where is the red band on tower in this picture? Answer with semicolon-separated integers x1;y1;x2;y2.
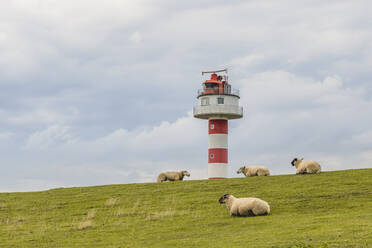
208;148;228;163
209;119;228;134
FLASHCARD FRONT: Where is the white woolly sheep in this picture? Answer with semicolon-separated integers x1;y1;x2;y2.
291;157;321;174
157;170;190;182
218;194;270;217
237;166;270;177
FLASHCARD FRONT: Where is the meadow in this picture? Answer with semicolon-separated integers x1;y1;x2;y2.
0;169;371;247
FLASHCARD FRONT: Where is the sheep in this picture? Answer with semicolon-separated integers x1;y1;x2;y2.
218;194;270;217
237;166;270;177
291;157;321;174
157;170;190;182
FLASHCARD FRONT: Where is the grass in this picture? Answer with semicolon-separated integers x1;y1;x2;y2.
0;169;371;247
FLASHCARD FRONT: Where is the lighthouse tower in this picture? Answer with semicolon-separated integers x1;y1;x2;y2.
193;69;243;179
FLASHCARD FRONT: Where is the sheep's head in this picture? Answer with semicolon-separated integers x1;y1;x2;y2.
291;158;303;168
182;170;190;177
218;194;231;204
236;166;245;174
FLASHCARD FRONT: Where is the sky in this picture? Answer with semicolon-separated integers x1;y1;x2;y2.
1;0;372;192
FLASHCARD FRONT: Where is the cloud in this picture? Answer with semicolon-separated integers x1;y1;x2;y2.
0;179;63;193
129;32;143;44
0;132;13;140
12;69;372;190
13;112;206;190
25;125;75;149
7;107;79;126
230;71;372;174
351;131;372;146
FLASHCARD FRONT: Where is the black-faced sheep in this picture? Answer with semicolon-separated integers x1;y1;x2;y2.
218;194;270;217
157;170;190;182
237;166;270;177
291;157;321;174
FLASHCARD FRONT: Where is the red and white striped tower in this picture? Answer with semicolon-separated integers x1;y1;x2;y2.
193;69;243;179
208;119;228;179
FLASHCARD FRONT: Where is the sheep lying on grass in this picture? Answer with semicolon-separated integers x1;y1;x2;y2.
157;170;190;182
237;166;270;177
291;157;321;174
218;194;270;217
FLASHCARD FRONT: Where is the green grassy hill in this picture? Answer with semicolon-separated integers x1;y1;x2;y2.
1;169;371;248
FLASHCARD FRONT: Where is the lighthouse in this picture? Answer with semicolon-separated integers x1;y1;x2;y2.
193;69;243;179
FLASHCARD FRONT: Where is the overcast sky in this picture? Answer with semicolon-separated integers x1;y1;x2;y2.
1;0;372;192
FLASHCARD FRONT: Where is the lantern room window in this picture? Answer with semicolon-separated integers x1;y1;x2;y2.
204;83;218;89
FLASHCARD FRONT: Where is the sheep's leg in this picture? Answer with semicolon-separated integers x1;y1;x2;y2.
247;209;255;216
297;169;306;174
230;206;239;216
231;212;239;216
251;207;267;216
257;171;265;176
157;175;165;182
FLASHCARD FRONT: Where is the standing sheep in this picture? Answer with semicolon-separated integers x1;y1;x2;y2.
291;157;321;174
157;170;190;182
237;166;270;177
218;194;270;217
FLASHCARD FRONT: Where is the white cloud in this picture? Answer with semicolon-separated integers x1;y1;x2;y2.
7;107;79;126
16;112;206;188
229;70;372;175
0;179;63;193
0;132;13;140
319;150;372;171
0;0;152;78
230;55;266;71
14;70;372;190
350;131;372;146
25;125;75;149
129;32;143;44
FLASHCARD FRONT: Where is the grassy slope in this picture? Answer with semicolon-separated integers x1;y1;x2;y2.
0;169;372;248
